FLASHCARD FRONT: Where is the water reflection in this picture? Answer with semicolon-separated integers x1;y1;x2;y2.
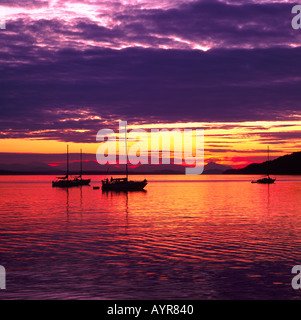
54;185;90;218
0;175;301;299
102;189;148;222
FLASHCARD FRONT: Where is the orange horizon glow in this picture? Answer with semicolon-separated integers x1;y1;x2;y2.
0;120;301;169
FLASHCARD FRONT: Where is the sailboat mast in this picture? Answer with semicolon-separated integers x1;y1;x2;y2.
67;144;69;179
125;123;128;180
267;146;270;177
80;148;82;178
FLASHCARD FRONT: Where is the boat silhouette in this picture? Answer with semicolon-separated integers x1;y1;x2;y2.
102;177;147;191
72;149;91;186
251;176;275;184
101;123;147;191
251;146;276;184
52;146;91;187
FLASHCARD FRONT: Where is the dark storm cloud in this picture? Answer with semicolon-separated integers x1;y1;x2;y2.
2;1;300;55
114;0;299;49
0;0;301;142
1;45;301;142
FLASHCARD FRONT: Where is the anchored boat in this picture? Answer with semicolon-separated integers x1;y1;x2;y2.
251;146;276;184
52;146;90;187
101;123;147;191
73;149;91;186
102;177;147;191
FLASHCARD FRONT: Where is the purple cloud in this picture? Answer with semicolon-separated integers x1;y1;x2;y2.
0;0;300;143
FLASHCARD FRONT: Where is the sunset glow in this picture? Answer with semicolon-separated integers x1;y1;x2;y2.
1;119;300;168
1;0;301;170
2;0;301;303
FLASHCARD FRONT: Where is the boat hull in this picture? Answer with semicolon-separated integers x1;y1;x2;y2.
52;180;80;187
52;178;91;187
251;178;276;184
102;180;147;191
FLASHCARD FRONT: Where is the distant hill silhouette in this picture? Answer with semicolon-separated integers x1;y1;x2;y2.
224;151;301;175
0;158;232;175
203;162;232;174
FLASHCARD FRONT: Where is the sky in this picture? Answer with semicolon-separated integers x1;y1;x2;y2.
0;0;301;168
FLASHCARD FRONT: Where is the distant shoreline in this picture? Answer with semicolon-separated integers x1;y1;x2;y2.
0;172;300;176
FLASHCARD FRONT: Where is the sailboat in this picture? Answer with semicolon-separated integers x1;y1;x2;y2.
101;125;147;191
251;146;276;184
52;145;79;187
52;146;91;187
73;149;91;186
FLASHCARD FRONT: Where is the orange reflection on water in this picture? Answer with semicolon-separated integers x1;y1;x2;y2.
0;174;301;299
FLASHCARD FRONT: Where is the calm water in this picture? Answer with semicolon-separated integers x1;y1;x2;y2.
0;174;301;300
